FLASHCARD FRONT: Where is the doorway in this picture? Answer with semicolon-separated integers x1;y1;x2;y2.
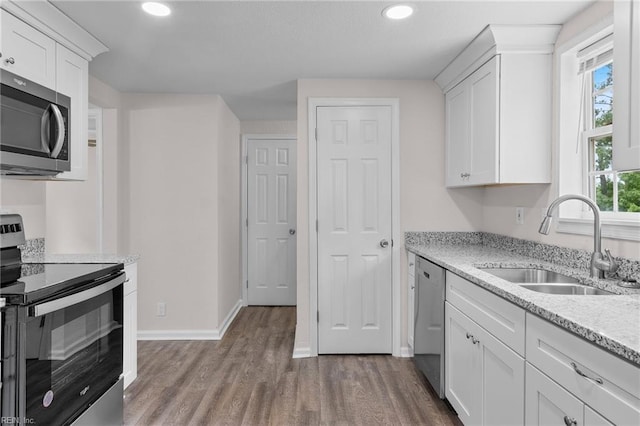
309;99;401;355
242;135;297;306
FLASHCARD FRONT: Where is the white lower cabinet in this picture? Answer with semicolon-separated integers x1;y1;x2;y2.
526;363;613;426
445;302;525;425
407;252;416;351
123;263;138;390
525;314;640;426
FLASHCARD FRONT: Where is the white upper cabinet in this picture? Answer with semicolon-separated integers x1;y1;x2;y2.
437;25;561;188
0;9;56;89
613;0;640;171
0;1;108;181
54;45;89;180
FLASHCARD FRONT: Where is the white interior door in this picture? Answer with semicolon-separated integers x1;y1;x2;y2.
316;106;393;354
247;138;297;305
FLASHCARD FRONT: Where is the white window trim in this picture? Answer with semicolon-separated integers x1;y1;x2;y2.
555;16;640;242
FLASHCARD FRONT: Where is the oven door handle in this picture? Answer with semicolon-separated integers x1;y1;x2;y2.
30;273;125;317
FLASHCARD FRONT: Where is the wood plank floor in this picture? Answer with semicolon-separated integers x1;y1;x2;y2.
124;306;462;425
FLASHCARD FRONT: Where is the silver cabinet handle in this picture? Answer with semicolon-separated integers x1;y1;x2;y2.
563;416;577;426
5;57;15;65
570;362;603;385
379;239;389;248
465;332;479;344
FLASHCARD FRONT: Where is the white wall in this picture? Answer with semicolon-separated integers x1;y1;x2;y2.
217;101;243;327
0;179;46;239
294;79;484;354
45;146;99;253
241;120;296;135
481;0;639;259
124;93;241;334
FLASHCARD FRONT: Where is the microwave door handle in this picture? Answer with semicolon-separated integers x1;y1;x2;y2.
49;104;65;159
40;105;52;155
30;273;125;317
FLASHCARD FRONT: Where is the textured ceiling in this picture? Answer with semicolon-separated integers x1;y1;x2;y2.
52;0;594;120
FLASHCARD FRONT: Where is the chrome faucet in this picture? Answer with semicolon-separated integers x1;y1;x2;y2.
539;194;619;279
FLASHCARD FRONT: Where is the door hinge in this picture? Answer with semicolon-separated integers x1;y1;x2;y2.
391;239;394;247
316;219;318;232
246;280;249;288
317;311;319;322
315;128;318;141
246;218;248;227
245;155;248;164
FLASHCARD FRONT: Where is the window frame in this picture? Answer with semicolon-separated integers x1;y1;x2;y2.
555;17;640;242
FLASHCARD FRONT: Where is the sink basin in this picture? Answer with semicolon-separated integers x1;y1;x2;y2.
478;267;614;295
520;284;613;295
479;267;579;284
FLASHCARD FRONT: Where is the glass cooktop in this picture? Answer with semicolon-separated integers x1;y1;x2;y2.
0;263;124;305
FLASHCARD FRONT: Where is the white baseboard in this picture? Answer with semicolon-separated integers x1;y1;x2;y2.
137;299;243;341
218;298;243;338
292;346;312;358
398;346;413;358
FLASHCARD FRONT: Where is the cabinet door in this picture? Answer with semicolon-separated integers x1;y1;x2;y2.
584;406;613;426
478;321;525;425
445;81;471;186
123;264;138;389
526;363;583;426
468;55;499;185
0;10;56;89
613;0;640;171
407;252;416;350
54;45;88;180
445;302;482;425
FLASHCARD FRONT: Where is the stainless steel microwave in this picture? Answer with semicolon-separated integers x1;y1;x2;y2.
0;69;71;176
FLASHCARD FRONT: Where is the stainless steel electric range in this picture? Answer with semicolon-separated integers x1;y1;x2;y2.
0;214;125;425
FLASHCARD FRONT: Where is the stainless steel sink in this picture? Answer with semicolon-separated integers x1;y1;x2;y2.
478;267;614;295
519;283;613;295
479;267;580;284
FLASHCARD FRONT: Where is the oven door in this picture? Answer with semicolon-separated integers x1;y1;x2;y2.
0;69;70;175
22;273;124;425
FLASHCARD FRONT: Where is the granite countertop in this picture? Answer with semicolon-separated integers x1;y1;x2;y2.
22;253;140;266
406;237;640;366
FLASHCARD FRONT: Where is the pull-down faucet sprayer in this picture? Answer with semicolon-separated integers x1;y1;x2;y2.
539;194;619;279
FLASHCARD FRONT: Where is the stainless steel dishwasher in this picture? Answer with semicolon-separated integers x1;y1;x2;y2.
413;255;446;398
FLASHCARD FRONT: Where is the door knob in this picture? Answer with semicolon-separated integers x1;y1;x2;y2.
379;239;389;248
289;229;296;235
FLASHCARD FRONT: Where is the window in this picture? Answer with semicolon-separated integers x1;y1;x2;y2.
582;60;640;214
557;22;640;241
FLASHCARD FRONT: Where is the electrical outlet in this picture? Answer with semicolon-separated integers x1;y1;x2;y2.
157;302;166;317
515;207;525;225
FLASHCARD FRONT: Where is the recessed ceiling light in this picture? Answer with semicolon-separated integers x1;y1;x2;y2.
382;4;414;20
142;2;171;17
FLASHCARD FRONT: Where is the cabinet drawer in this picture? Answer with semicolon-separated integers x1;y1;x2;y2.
526;314;640;426
446;271;525;356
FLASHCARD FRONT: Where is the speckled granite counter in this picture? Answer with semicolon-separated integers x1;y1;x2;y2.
405;232;640;366
22;253;140;266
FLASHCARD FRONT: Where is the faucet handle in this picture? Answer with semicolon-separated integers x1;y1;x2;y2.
604;249;619;273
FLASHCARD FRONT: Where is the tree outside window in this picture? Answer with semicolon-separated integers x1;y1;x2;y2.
587;63;640;213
